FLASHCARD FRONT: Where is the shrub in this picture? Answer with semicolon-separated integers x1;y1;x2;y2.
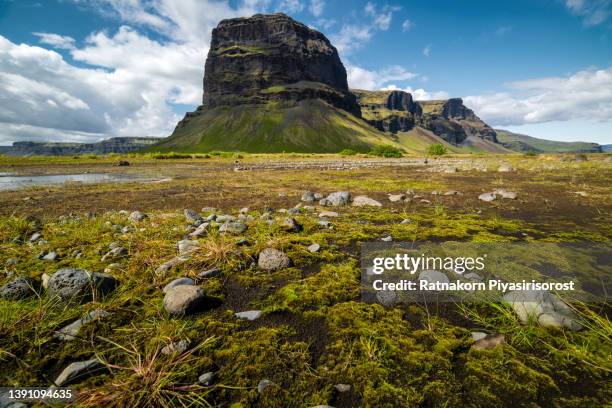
339;148;357;156
151;152;192;159
369;145;403;158
427;144;447;156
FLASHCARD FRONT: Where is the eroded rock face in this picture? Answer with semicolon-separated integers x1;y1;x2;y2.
197;13;359;115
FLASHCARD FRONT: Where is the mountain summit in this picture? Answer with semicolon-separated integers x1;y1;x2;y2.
152;13;508;153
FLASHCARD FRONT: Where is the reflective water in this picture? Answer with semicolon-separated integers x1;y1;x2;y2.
0;173;145;191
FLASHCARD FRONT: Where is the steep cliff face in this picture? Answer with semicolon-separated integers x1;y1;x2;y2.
354;90;498;145
202;13;359;115
1;137;160;156
156;13;392;153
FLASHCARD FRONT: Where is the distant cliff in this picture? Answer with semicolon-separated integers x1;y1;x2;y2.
353;90;498;145
495;129;602;153
0;137;160;156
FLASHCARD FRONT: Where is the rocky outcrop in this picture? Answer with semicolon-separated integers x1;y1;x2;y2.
179;13;360;128
1;137;160;156
354;90;498;145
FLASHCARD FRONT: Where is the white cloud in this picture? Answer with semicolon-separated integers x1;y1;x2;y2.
464;66;612;126
401;19;414;32
278;0;304;14
347;64;417;90
0;0;270;144
32;32;76;50
381;84;450;101
330;3;400;55
309;0;324;17
565;0;611;26
495;25;512;36
422;44;431;57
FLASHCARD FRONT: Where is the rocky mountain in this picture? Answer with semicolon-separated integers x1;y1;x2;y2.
353;90;498;145
0;137;160;156
495;129;602;153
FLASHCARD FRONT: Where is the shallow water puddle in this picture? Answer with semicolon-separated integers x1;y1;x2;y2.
0;173;148;190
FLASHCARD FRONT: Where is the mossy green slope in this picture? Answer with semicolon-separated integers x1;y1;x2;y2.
151;100;401;153
495;129;602;153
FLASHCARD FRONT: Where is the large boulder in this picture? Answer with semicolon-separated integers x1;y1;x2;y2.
47;269;118;303
325;191;351;206
0;277;37;300
163;285;214;315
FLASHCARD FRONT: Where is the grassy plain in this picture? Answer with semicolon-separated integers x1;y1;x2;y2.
0;153;610;407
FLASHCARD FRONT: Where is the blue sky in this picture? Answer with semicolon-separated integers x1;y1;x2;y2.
0;0;610;144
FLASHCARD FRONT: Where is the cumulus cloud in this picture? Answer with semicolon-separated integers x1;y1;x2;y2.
32;32;76;50
278;0;304;14
309;0;324;17
565;0;611;26
464;66;612;126
330;2;400;55
0;0;269;144
347;64;417;90
422;44;431;57
381;84;450;101
401;19;414;32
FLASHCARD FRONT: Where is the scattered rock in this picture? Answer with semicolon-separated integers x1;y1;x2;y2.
281;217;303;232
258;248;291;270
317;220;332;229
400;218;412;224
198;371;216;386
493;188;517;199
325;191;351;206
352;195;382;207
184;209;204;224
334;384;351;393
42;251;59;261
573;191;588;197
215;215;236;223
101;246;127;262
197;268;222;279
444;166;458;173
498;163;514;172
376;290;396;307
155;255;190;276
235;310;262;321
54;309;111;341
319;211;339;218
117;160;130;166
388;194;406;202
444;190;461;196
48;269;118;303
257;379;275;394
163;277;195;294
29;232;42;243
129;211;147;222
219;221;248;234
0;277;36;300
188;223;209;238
161;339;190;355
380;235;393;242
307;243;321;253
163;285;213;315
301;191;316;202
471;331;488;342
53;359;106;387
503;290;582;331
41;273;50;289
478;192;496;202
177;239;200;254
464;272;483;281
472;333;505;350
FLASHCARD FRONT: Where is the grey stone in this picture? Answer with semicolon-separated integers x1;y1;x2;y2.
318;211;339;218
219;221;247;234
155;255;190;276
472;333;505;350
478;192;496;202
325;191;351;206
53;359;106;387
129;211;147;222
188;223;210;238
493;188;517;199
317;220;332;229
471;331;488;342
503;290;582;331
376;290;396;307
55;309;111;341
380;235;393;242
258;248;291;271
198;371;216;386
464;272;483;281
163;285;212;315
281;217;303;232
205;214;217;222
257;379;274;393
29;232;42;242
400;218;412;224
301;191;316;202
42;251;59;261
41;273;50;289
163;277;195;294
307;243;321;253
334;384;351;393
184;209;203;224
48;269;118;303
101;246;127;262
177;239;200;254
418;270;450;285
215;215;236;223
235;310;262;321
161;339;190;355
388;194;406;202
498;163;514;172
0;277;36;300
352;195;382;207
313;193;324;200
197;268;222;279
